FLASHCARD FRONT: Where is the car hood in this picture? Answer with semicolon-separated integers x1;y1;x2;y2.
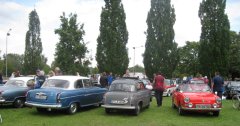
182;92;218;103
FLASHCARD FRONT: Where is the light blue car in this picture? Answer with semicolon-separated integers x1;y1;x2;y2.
25;76;107;114
0;77;35;108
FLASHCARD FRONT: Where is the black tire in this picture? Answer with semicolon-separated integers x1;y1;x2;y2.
134;103;141;116
232;95;240;110
105;108;111;114
178;106;184;116
67;103;78;114
172;99;176;109
213;111;220;116
36;108;47;113
13;98;24;108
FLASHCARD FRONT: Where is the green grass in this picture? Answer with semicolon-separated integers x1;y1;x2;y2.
0;97;240;126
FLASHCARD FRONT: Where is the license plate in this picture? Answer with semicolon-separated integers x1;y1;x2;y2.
196;104;210;108
35;95;47;100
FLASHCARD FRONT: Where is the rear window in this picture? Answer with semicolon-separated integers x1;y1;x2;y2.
109;83;136;92
42;79;69;89
180;84;211;92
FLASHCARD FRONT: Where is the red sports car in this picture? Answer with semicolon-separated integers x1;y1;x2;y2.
172;84;221;116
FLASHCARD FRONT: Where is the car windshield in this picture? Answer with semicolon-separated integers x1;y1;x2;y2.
180;84;211;92
190;80;204;84
109;83;136;92
165;79;171;86
42;79;69;89
230;82;240;87
5;80;25;87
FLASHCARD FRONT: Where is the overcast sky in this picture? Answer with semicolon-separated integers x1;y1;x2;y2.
0;0;239;68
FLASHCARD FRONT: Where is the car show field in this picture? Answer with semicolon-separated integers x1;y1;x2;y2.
0;97;239;126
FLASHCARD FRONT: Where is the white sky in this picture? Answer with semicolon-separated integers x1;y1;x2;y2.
0;0;239;68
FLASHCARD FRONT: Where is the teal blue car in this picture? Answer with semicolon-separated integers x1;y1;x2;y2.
0;77;35;108
25;76;107;114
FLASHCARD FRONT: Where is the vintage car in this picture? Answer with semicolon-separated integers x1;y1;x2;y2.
224;81;240;99
163;79;176;96
102;78;151;115
172;84;221;116
0;77;34;108
25;76;107;114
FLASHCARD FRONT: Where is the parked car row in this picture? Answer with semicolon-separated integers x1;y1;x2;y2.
0;76;222;116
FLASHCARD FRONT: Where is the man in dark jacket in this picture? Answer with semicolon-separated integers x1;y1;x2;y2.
212;72;224;99
100;72;108;88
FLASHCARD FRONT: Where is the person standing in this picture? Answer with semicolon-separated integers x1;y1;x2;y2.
100;72;108;88
123;69;130;77
153;72;165;107
35;70;46;89
107;72;113;87
212;72;224;99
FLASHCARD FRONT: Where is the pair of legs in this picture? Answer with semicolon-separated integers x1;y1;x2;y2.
155;90;163;107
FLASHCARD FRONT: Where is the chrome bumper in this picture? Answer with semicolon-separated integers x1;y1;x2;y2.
0;99;6;103
182;107;221;111
102;104;135;109
25;102;62;108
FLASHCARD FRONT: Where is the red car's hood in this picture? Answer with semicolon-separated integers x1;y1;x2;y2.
183;92;218;103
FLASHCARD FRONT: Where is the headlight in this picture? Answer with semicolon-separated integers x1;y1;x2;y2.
216;97;221;104
188;103;193;108
184;97;190;103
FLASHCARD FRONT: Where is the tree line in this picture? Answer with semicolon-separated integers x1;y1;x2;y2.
0;0;239;80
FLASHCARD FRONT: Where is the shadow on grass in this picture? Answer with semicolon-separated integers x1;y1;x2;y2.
171;109;221;118
27;105;101;117
101;107;150;117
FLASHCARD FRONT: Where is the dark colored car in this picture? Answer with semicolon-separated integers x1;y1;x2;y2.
224;81;240;99
0;77;34;108
102;78;151;115
25;76;107;114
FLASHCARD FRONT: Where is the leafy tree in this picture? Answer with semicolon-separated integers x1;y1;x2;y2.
228;31;240;80
198;0;230;77
174;41;200;77
55;13;89;75
2;53;24;76
143;0;178;79
23;9;45;75
129;65;145;73
96;0;129;75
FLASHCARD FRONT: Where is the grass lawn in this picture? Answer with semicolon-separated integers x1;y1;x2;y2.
0;97;240;126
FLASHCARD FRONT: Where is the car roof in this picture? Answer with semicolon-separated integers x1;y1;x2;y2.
112;78;140;85
10;76;34;81
48;75;89;81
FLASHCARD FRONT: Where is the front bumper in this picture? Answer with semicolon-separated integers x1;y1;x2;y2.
25;102;62;109
182;107;221;111
102;104;135;109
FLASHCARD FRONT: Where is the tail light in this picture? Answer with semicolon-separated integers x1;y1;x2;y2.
56;93;61;103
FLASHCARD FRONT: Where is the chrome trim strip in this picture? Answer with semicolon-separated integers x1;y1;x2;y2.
102;105;135;109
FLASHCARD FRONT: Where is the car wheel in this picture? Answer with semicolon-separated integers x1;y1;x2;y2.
36;108;47;113
167;91;171;97
213;111;220;116
67;103;78;114
178;106;184;115
13;98;24;108
105;108;111;114
134;103;141;116
172;99;176;109
146;103;150;109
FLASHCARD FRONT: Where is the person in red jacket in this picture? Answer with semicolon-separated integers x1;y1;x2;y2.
153;72;165;107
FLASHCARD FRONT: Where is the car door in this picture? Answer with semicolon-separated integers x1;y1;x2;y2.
83;79;97;105
74;79;89;106
138;82;150;107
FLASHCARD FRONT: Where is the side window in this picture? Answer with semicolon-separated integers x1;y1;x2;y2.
83;79;92;88
137;82;145;91
75;80;83;89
